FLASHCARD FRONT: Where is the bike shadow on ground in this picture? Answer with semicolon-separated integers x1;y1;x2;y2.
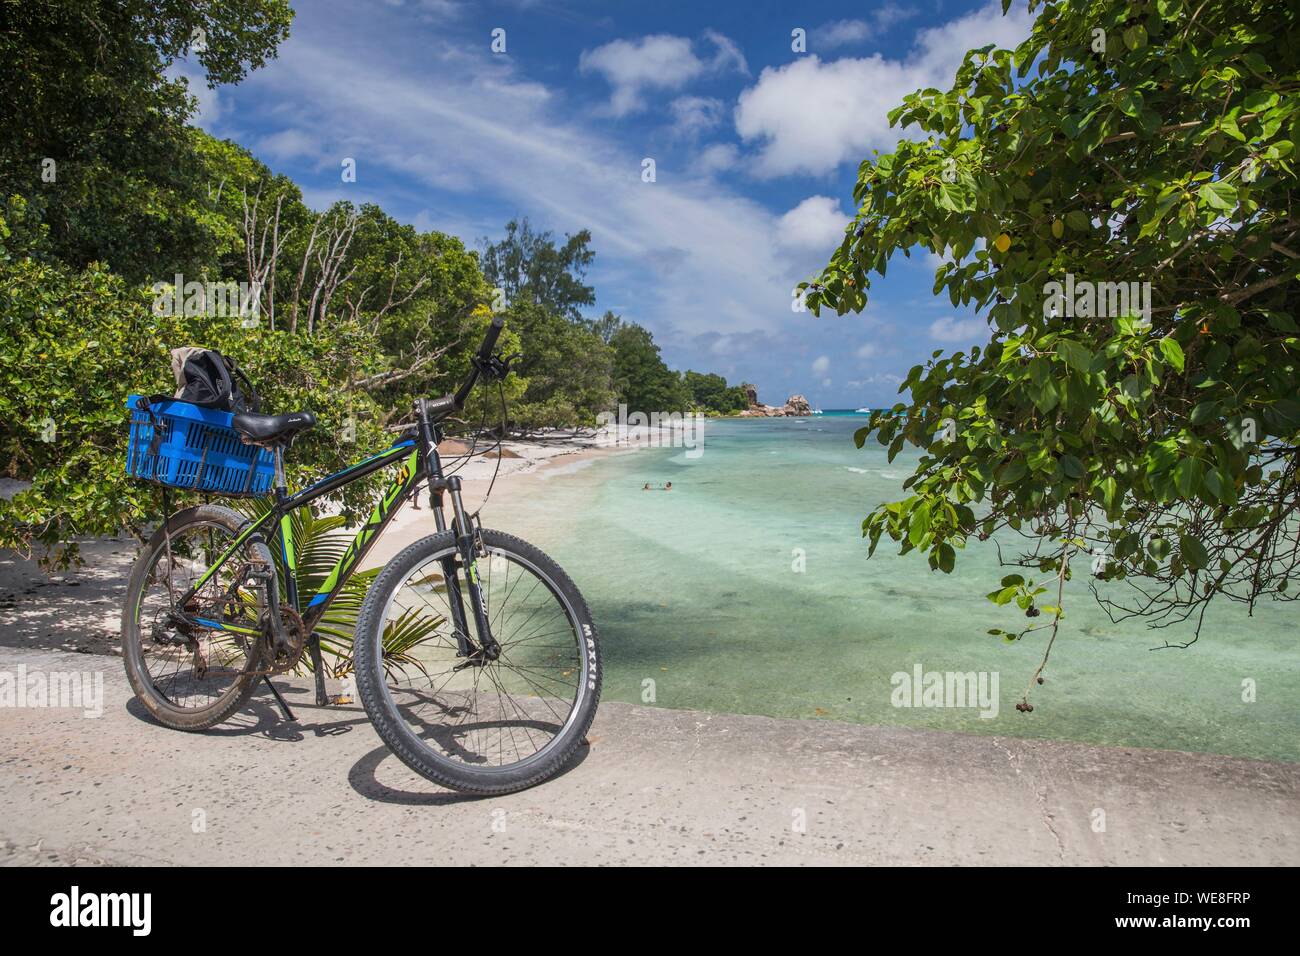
123;681;372;742
124;684;592;803
344;737;592;805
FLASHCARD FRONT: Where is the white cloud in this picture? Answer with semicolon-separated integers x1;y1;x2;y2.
298;185;388;211
702;28;749;75
236;31;801;337
776;195;849;252
580;35;699;116
404;0;464;18
735;1;1033;177
855;342;880;359
223;1;1026;379
817;19;873;48
811;355;831;375
695;142;740;175
580;32;747;117
670;96;724;137
814;6;916;50
928;316;988;343
411;207;500;240
847;372;903;388
254;128;321;162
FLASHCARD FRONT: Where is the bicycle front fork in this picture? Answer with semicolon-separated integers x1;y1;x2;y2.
430;475;499;663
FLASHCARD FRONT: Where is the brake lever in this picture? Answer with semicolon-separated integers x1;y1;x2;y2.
473;350;522;382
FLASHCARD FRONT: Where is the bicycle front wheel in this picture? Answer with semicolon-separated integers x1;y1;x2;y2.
354;529;601;795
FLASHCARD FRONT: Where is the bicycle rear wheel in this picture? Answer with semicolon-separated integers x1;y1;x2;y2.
354;528;601;795
121;504;270;730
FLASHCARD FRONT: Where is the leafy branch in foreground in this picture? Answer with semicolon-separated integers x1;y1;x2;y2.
806;0;1299;707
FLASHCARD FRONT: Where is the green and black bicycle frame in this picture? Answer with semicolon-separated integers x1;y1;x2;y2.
168;398;499;707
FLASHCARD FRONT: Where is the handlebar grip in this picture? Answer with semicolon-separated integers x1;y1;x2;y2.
479;315;505;358
446;317;507;412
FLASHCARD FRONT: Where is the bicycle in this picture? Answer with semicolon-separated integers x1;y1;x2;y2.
120;317;602;794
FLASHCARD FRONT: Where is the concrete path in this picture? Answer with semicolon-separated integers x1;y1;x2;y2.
1;646;1296;866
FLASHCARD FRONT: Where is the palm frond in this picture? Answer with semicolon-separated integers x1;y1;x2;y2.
328;602;448;679
237;501;384;676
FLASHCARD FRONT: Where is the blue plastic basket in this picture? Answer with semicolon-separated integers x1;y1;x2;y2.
125;395;275;498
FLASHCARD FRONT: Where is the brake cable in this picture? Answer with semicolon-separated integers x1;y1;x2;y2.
475;380;508;512
437;352;511;516
438;389;492;480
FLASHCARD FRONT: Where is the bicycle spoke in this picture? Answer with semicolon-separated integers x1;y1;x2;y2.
130;520;261;712
379;544;583;771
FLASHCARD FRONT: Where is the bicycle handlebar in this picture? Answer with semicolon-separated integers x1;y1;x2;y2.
422;315;505;421
455;314;505;407
478;314;506;359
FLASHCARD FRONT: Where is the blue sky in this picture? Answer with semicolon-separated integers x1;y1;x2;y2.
183;0;1036;409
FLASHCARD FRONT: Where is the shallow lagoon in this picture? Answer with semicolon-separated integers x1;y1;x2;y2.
487;416;1300;762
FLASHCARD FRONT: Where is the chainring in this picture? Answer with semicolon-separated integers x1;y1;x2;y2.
257;606;307;675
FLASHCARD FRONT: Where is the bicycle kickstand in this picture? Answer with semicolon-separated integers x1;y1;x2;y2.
262;676;296;722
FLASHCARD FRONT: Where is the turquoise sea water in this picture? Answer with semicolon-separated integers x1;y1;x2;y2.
487;415;1300;762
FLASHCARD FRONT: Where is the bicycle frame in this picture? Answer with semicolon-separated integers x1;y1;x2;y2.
181;439;417;622
171;402;496;705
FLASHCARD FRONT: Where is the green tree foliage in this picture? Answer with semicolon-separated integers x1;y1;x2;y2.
323;203;493;423
479;224;750;422
102;122;492;423
609;322;693;414
807;0;1299;703
1;208;162;557
478;220;614;425
0;201;391;560
505;301;615;428
185;134;491;403
596;313;747;415
0;0;746;560
480;218;595;321
0;0;293;283
587;309;624;344
478;224;710;427
683;370;750;414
